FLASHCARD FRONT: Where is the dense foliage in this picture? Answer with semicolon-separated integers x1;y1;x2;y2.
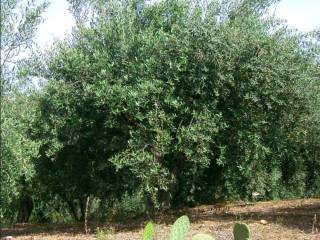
1;0;320;224
1;0;48;223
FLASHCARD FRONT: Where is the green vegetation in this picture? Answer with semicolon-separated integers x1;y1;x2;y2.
0;0;48;223
95;227;115;240
233;223;251;240
1;0;320;226
169;216;190;240
141;215;192;240
140;216;252;240
143;222;156;240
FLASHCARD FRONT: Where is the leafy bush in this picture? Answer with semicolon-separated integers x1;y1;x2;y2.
95;227;115;240
112;190;147;220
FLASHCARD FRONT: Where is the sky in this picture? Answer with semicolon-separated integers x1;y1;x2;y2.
272;0;320;31
35;0;76;49
35;0;320;49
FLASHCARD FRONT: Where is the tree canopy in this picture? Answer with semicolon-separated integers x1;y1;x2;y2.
1;0;49;223
1;0;320;224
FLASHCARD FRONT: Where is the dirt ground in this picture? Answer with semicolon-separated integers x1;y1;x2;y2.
2;198;320;240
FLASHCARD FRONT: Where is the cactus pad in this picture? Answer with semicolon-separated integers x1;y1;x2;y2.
169;215;190;240
143;222;155;240
233;222;251;240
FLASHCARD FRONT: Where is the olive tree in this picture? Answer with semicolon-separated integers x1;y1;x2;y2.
32;0;320;217
0;0;48;223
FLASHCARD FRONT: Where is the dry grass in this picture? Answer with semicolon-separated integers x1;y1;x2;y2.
2;198;320;240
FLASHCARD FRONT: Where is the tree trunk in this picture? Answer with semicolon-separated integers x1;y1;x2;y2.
66;200;80;221
79;198;85;222
84;196;90;234
145;194;155;219
17;194;33;223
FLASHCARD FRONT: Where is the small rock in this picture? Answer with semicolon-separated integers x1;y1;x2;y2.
260;219;268;225
2;236;13;240
252;192;261;197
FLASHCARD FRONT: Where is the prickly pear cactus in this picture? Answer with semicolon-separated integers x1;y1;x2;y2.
233;222;251;240
143;222;155;240
192;233;215;240
169;215;190;240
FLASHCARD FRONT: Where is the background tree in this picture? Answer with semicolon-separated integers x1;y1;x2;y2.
0;0;48;223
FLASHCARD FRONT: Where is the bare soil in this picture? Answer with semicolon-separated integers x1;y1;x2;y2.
2;198;320;240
